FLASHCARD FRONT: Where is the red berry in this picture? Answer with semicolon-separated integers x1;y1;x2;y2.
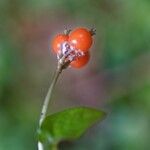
69;28;93;52
70;52;90;68
52;34;69;53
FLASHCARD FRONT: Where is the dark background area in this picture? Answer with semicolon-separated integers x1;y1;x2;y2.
0;0;150;149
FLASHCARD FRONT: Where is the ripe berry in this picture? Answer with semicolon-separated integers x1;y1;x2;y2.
52;34;69;54
69;28;93;52
70;52;90;68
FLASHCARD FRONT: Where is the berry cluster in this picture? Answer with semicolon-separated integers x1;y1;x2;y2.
51;27;95;68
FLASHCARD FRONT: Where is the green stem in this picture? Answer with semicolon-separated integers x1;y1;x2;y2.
38;63;63;150
39;66;62;126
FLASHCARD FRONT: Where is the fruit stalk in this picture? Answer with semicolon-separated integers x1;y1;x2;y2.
38;60;64;150
39;65;62;126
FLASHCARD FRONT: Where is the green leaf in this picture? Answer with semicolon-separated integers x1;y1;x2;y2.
38;107;106;144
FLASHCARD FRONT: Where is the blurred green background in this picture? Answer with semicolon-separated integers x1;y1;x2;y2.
0;0;150;149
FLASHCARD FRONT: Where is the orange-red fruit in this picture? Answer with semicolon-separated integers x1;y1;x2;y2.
70;52;90;68
52;34;69;53
69;28;93;52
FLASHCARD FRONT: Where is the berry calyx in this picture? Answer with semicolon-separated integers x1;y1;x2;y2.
70;52;90;68
52;34;69;54
69;27;93;52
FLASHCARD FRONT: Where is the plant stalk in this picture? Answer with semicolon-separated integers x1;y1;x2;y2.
38;62;63;150
39;66;62;126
